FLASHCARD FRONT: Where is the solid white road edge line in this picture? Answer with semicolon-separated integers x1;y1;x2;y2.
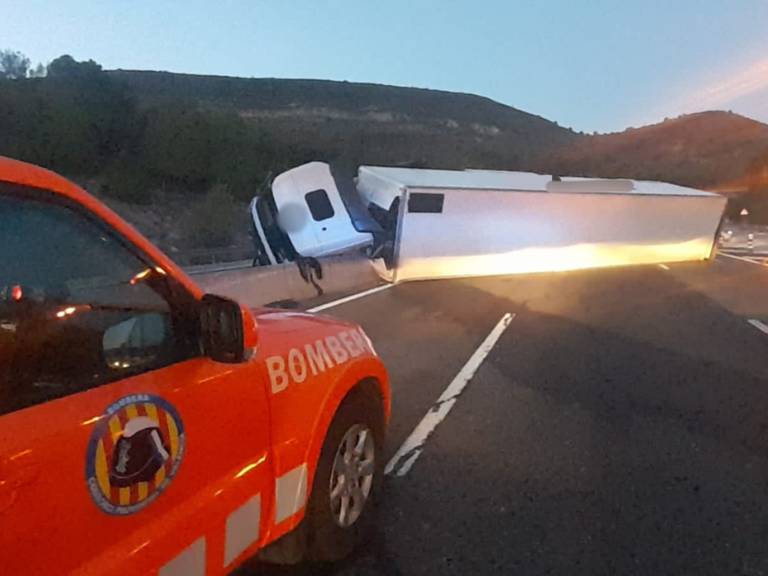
385;312;515;477
747;319;768;336
306;284;394;313
718;252;764;265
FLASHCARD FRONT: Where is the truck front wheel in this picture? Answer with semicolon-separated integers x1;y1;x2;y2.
306;385;385;561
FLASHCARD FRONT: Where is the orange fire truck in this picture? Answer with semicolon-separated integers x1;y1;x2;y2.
0;156;390;575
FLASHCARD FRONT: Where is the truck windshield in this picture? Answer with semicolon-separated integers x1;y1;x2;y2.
255;195;296;264
329;165;383;235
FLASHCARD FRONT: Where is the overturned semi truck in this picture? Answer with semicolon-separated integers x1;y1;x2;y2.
249;162;727;282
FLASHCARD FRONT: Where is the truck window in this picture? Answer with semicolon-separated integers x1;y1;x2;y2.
305;188;335;221
0;186;199;416
408;193;444;213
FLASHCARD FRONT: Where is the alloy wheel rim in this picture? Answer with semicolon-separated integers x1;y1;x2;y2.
329;423;375;528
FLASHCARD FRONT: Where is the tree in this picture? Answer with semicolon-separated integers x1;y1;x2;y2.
29;63;46;78
47;55;102;80
0;53;139;175
0;49;30;79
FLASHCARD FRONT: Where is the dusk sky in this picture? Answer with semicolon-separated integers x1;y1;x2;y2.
4;0;768;132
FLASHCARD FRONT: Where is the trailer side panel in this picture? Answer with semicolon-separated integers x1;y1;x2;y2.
391;187;726;282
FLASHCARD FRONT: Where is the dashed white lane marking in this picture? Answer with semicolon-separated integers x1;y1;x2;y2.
307;284;394;313
385;312;515;477
747;319;768;336
395;448;423;477
658;264;670;270
718;252;764;266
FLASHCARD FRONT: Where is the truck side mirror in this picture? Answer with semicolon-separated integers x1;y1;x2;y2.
199;294;258;363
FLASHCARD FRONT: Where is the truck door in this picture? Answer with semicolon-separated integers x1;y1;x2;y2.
0;185;273;575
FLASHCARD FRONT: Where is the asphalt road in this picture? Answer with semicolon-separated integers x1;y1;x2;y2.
254;255;768;576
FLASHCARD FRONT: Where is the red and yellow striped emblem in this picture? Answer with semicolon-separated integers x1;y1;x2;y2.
86;394;185;515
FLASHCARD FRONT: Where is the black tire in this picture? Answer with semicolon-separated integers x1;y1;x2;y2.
305;382;385;562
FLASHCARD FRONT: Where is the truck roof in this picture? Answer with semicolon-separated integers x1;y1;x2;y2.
360;166;552;191
359;165;718;197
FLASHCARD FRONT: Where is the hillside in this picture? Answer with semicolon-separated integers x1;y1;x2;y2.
545;111;768;190
109;71;768;191
6;58;768;255
107;70;578;170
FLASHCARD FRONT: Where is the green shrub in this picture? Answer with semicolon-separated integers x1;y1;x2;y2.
0;53;316;204
101;161;156;204
181;184;244;248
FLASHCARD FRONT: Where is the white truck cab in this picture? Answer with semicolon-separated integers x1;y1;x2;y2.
250;162;374;266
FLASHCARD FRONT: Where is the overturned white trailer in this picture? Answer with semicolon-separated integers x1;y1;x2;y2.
251;162;726;282
357;166;727;282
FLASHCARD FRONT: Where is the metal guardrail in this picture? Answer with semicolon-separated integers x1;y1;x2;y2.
166;245;255;267
184;259;254;275
193;252;381;308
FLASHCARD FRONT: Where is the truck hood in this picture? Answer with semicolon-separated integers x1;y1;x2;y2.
248;306;379;369
251;307;359;337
